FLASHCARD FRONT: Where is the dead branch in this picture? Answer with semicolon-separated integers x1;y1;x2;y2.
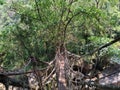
0;59;55;76
43;68;55;84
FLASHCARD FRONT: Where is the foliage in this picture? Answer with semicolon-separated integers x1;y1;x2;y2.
0;0;120;69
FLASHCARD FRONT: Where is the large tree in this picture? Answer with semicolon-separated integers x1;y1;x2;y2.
0;0;120;89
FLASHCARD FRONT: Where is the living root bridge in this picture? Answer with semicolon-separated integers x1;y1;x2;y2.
55;45;68;90
0;68;47;89
0;45;120;90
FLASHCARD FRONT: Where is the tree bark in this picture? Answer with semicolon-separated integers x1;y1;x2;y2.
55;44;67;90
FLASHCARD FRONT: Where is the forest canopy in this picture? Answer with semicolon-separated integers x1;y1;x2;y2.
1;0;120;69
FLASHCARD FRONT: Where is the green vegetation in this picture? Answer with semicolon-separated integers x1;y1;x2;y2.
0;0;120;69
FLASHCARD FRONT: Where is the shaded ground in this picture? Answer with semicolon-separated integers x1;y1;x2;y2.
99;64;120;86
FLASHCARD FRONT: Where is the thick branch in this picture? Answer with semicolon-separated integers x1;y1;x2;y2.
63;9;88;43
92;37;120;54
0;68;46;76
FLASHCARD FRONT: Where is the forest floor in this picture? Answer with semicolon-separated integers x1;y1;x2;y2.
0;64;120;90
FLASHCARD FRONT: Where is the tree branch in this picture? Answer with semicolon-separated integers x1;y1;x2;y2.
34;0;43;22
0;67;47;76
63;10;87;43
91;37;120;54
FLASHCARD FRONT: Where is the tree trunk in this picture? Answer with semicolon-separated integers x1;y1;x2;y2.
55;44;67;90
